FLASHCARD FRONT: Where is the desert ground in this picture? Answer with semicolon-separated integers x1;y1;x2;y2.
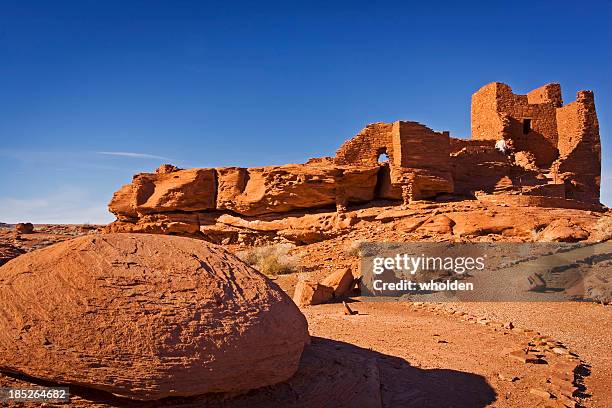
1;203;610;407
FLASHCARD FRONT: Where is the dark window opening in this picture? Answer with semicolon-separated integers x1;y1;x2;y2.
522;118;532;135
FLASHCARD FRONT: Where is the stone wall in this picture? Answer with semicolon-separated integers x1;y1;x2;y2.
471;82;602;186
471;82;507;142
334;122;396;166
554;91;601;203
527;83;563;106
471;82;560;167
335;121;453;202
392;121;451;171
449;138;513;196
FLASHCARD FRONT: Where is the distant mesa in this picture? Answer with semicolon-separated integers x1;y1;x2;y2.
104;82;603;238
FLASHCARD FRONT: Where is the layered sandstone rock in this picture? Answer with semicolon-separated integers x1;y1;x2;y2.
105;82;604;239
108;168;217;220
108;163;378;219
106;163;379;237
216;165;379;216
0;234;309;400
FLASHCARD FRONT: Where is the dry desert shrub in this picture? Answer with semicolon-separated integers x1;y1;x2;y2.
343;240;365;257
237;243;300;276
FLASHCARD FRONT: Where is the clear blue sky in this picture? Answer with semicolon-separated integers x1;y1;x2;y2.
0;0;610;223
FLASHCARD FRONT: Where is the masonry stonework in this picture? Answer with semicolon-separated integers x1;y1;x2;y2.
470;82;601;204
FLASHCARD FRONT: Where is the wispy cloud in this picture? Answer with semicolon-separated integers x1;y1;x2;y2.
96;151;172;161
0;187;115;224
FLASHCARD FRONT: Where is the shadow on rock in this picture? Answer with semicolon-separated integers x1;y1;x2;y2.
1;337;496;408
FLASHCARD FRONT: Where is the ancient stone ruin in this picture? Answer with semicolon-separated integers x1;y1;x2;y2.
105;82;602;240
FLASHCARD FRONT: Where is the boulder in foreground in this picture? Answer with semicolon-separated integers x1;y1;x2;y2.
0;233;309;400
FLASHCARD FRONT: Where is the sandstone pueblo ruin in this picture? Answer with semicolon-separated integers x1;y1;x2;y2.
106;82;602;239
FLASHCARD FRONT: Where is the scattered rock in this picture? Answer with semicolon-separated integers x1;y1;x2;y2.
551;361;580;376
538;219;589;242
498;373;519;382
529;388;553;399
293;280;334;307
509;350;544;364
15;222;34;234
321;268;355;298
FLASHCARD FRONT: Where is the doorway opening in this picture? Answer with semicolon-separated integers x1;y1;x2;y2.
522;118;532;135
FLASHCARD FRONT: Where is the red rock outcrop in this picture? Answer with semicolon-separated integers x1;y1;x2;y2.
15;222;34;234
109;164;378;219
108;168;217;220
105;82;604;238
215;165;379;216
537;218;589;242
0;243;24;266
0;233;309;400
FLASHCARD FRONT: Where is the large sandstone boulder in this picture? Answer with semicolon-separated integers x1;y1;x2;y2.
0;234;309;400
109;168;217;219
109;164;379;222
216;165;379;216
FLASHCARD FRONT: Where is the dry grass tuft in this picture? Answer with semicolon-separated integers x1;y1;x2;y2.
343;240;365;257
237;243;300;276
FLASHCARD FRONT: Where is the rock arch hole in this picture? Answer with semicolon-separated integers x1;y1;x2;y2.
377;148;389;164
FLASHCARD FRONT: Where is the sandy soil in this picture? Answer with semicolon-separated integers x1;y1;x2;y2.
0;223;610;407
2;299;605;407
304;300;611;407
